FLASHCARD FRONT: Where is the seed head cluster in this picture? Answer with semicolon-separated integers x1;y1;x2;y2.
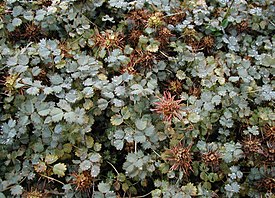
151;91;183;122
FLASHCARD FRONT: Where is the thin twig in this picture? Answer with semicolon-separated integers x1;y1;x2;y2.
107;161;119;175
222;0;236;22
39;174;65;185
132;190;153;198
152;149;161;158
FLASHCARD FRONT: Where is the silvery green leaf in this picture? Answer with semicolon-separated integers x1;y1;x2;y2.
22;78;32;85
50;108;64;122
12;18;22;27
80;160;92;171
102;91;114;99
12;6;23;17
112;76;123;86
114;129;124;139
52;86;62;93
98;182;111;194
188;112;200;123
7;56;18;66
134;131;146;143
83;87;94;97
135;119;147;131
144;125;155;137
114;86;126;97
32;67;41;76
54;124;63;134
35;9;46;21
49;74;63;85
53;163;67;177
97;98;109;110
64;112;76;123
83;78;94;86
89;153;101;162
38;47;51;58
110;114;123;126
18;54;29;65
91;164;100;177
114;139;124;150
43;87;53;95
65;90;78;103
77;55;89;65
113;98;124;107
10;185;23;196
26;87;40;95
211;95;221;105
122;73;133;82
23;11;34;20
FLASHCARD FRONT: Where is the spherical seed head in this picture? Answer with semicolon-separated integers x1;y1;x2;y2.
151;91;183;122
163;143;193;175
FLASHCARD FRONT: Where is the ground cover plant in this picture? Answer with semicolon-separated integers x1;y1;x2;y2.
0;0;274;197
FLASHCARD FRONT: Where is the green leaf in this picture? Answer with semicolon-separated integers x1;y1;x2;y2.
12;6;23;17
45;154;58;165
7;56;18;66
98;182;111;194
121;107;131;119
221;19;229;28
64;112;76;123
53;163;67;177
12;18;22;27
135;119;147;131
18;54;29;65
50;108;64;122
10;185;23;196
80;160;92;171
26;87;40;95
91;164;100;177
188;112;201;123
86;136;94;149
98;98;109;110
110;114;123;126
89;153;101;162
114;139;124;150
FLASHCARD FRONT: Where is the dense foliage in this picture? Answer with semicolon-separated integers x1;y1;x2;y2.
0;0;274;197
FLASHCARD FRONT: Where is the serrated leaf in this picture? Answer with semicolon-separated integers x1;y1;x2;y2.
98;182;111;194
65;91;78;103
110;114;123;126
10;185;23;196
121;107;131;119
89;153;101;162
114;129;124;139
134;131;146;143
64;112;76;123
12;18;22;27
77;55;89;65
53;163;67;177
135;119;147;131
63;143;72;153
45;154;58;164
26;87;40;95
50;108;64;122
113;98;124;107
12;6;23;17
98;98;109;110
86;136;94;149
38;109;50;116
18;54;29;65
91;164;100;177
113;139;124;150
7;56;18;66
80;160;92;171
